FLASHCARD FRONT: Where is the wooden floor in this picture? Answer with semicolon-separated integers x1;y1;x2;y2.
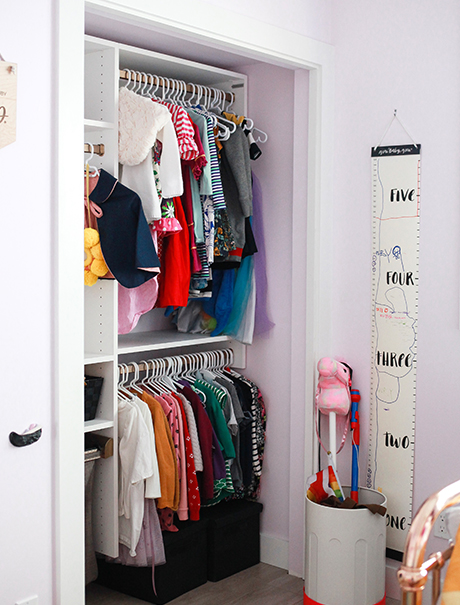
86;562;400;604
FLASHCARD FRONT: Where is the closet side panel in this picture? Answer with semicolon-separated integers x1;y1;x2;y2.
84;38;120;559
85;279;117;357
85;45;118;124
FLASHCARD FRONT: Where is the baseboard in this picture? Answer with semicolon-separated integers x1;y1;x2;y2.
385;558;401;600
260;533;289;570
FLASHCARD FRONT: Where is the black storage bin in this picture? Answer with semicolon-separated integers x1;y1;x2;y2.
201;499;263;582
96;517;209;604
84;376;103;421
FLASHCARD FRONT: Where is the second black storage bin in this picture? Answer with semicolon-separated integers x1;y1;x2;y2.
201;499;263;582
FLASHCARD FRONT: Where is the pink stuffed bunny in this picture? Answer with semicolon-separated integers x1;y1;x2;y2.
316;357;352;416
316;357;352;455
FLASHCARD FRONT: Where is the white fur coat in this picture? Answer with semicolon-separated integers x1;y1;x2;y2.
119;86;169;166
118;87;183;221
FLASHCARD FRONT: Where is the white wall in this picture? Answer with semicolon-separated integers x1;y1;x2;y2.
330;0;460;558
201;0;333;44
0;0;54;603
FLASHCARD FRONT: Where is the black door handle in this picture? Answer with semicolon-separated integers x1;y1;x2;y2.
9;424;42;447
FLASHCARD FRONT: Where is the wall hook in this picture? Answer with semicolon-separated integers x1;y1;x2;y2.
9;424;42;447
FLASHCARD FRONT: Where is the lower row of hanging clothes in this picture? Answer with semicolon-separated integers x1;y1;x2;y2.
88;349;267;599
84;75;274;345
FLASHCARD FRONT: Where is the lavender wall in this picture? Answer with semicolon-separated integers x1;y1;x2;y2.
0;0;54;602
240;62;296;550
330;0;460;554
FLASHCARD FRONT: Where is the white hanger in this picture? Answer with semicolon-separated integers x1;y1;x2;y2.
178;80;187;106
210;88;236;137
171;79;182;104
140;359;163;397
160;76;167;103
117;364;134;401
182;353;197;384
164;77;175;102
187;83;197;107
128;361;144;395
149;74;160;101
240;115;269;144
166;356;183;389
225;91;236;113
163;78;172;103
252;126;268;143
133;71;143;95
150;358;171;394
139;72;149;96
123;69;133;89
243;117;254;130
127;70;137;93
84;142;99;177
194;84;203;107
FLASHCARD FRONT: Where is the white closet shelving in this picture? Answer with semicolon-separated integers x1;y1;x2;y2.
84;35;248;557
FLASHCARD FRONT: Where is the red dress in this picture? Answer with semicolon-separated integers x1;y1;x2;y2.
156;196;191;308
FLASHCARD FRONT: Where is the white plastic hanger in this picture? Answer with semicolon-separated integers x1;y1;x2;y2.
148;74;160;100
128;361;144;395
210;88;235;139
139;72;149;96
140;359;163;397
225;91;236;113
132;71;143;95
117;364;134;401
186;83;197;107
84;142;99;177
123;69;132;89
252;126;268;144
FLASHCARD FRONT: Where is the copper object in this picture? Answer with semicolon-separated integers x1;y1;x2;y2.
398;479;460;604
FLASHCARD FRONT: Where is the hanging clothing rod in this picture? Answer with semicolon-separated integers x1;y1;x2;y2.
118;349;234;377
119;69;234;103
84;143;105;156
84;447;101;463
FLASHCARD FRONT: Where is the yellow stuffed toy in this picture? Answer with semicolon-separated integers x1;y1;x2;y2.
84;228;109;286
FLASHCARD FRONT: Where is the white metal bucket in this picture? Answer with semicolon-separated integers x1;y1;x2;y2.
304;487;387;605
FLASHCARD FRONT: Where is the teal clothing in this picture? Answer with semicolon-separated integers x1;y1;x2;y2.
186;109;213;197
189;167;205;244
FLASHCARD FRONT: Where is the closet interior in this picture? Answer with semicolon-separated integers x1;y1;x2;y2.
83;33;275;602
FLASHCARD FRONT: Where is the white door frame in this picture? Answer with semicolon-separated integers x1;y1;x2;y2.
55;1;334;601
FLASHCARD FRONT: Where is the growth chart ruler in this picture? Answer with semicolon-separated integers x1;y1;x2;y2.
367;144;421;555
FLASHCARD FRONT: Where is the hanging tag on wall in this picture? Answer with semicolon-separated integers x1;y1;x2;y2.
0;59;17;149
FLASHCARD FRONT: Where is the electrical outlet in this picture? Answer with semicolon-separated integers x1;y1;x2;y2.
15;597;38;605
434;512;448;539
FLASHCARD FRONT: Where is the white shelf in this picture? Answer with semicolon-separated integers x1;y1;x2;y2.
118;330;231;354
84;353;115;364
84;418;114;433
84;118;115;131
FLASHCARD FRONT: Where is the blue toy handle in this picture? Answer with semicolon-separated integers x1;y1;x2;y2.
350;390;360;502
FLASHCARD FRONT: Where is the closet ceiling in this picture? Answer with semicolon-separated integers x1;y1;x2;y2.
85;10;276;70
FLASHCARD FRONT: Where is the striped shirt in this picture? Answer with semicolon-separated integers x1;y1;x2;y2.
191;106;226;211
156;100;200;161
